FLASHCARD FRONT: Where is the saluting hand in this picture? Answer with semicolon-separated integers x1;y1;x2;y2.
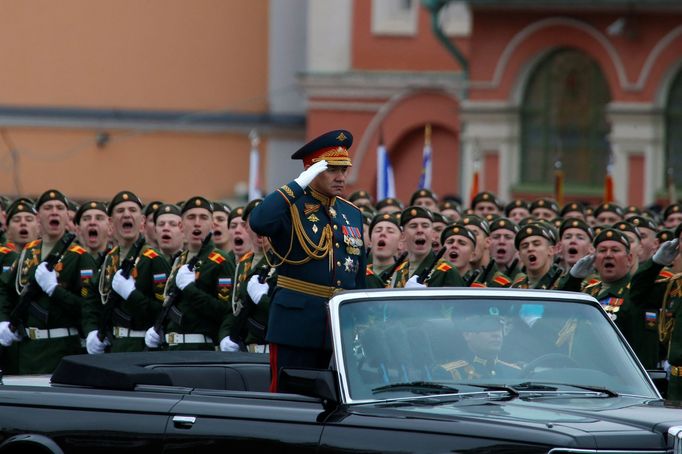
294;160;328;189
569;254;596;279
653;239;679;266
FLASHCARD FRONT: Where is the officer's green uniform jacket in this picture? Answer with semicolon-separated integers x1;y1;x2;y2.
660;274;682;400
626;259;676;370
582;275;633;345
164;243;234;351
392;251;465;288
86;243;170;352
219;251;274;348
0;242;18;275
249;183;366;351
0;237;98;374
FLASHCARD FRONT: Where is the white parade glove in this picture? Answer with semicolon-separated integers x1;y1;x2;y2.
175;264;195;290
0;321;20;347
569;254;595;279
294;160;328;189
220;336;240;352
86;330;110;354
145;327;162;349
35;262;58;296
653;239;679;266
405;275;427;289
247;275;269;304
112;270;136;300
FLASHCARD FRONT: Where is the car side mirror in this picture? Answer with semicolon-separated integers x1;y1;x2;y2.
279;368;339;405
648;369;668;399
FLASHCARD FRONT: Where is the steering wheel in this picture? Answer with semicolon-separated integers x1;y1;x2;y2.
522;353;579;377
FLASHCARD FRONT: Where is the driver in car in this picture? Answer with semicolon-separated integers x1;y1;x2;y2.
439;310;521;380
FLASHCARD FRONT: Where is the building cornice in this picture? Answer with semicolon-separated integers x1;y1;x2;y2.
300;71;465;100
0;105;306;137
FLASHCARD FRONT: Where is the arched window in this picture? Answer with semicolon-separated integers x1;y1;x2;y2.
666;70;682;189
521;49;611;190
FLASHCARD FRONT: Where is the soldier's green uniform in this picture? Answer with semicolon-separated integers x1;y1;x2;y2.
468;262;512;288
661;274;682;400
583;275;633;341
87;243;170;352
511;264;565;290
164;240;235;351
0;237;98;374
0;243;18;275
624;258;676;370
392;251;464;287
219;251;274;351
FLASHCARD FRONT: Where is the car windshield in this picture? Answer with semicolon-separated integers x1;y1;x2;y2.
333;292;657;402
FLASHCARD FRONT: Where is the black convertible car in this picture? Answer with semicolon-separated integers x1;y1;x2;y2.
1;288;682;453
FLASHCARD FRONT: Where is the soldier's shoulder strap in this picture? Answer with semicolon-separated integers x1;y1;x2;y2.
24;239;41;250
491;272;511;287
68;244;87;255
435;259;453;273
512;273;527;286
208;250;226;264
141;246;161;260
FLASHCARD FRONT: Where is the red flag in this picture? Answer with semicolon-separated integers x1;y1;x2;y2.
470;163;480;204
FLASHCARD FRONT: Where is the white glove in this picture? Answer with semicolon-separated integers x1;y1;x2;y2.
294;160;328;189
35;262;58;296
175;264;195;290
569;254;596;279
247;275;269;304
86;330;110;354
0;321;21;347
405;275;427;289
145;327;162;349
220;336;240;352
112;270;136;300
653;239;679;266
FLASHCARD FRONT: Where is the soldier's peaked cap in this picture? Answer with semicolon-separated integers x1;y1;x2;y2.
75;201;108;224
291;129;353;167
36;189;68;210
153;203;181;223
108;191;143;215
181;196;213;215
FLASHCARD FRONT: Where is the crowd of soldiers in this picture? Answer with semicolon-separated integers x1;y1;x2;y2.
0;181;681;397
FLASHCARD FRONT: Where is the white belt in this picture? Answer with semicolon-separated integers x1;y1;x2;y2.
113;326;147;338
247;344;269;354
165;332;213;345
26;327;79;340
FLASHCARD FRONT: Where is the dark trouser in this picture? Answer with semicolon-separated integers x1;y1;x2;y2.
269;343;332;393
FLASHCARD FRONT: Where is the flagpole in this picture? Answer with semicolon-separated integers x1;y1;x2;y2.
248;129;261;201
419;124;432;190
604;146;614;203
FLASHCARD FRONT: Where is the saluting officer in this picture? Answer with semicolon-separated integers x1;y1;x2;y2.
0;190;98;374
249;129;366;392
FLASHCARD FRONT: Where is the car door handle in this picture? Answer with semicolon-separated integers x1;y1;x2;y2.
173;415;197;429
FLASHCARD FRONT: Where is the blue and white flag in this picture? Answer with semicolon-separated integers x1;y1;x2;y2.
248;129;262;201
418;124;432;190
376;136;396;200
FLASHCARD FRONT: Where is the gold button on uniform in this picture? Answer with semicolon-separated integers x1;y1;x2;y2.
336;261;341;267
336;280;341;286
333;225;338;230
335;243;340;248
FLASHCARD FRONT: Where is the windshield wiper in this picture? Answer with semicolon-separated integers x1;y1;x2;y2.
460;383;520;398
515;381;618;397
371;381;459;395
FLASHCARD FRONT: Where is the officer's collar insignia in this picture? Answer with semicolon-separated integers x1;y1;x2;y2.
307;214;320;223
